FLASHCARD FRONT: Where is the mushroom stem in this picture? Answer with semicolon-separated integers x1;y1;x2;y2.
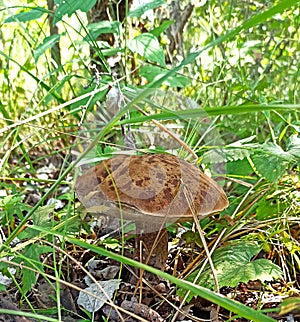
133;222;168;281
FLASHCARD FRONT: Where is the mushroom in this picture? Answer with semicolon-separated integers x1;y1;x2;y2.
75;154;228;280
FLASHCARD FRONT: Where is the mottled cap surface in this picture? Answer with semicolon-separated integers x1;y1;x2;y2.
75;154;229;224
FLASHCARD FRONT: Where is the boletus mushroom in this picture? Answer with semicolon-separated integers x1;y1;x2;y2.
75;154;228;280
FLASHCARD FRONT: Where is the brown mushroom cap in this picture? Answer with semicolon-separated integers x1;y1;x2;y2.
75;154;228;225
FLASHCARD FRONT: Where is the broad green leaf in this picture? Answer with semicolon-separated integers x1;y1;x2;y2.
139;65;190;87
22;266;36;295
32;205;55;226
252;154;287;182
256;196;280;220
261;142;294;162
210;241;260;263
226;159;254;177
33;34;63;63
286;135;300;159
54;0;97;24
127;33;165;66
18;205;55;240
4;7;47;23
247;142;296;181
179;241;282;300
216;259;282;287
128;0;165;17
77;1;97;12
202;148;251;164
226;148;252;161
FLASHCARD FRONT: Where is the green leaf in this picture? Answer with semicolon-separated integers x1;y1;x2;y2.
22;266;36;295
209;258;282;289
0;195;23;209
227;158;254;176
54;0;97;25
256;196;280;220
139;65;190;87
128;0;165;17
33;34;63;63
87;21;121;34
127;33;165;66
204;141;294;181
203;148;251;164
150;20;174;38
85;21;121;41
18;205;54;240
77;1;97;12
0;194;30;223
286;135;300;159
261;142;294;162
4;7;47;23
178;241;282;300
252;154;287;182
32;205;55;226
18;244;53;294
